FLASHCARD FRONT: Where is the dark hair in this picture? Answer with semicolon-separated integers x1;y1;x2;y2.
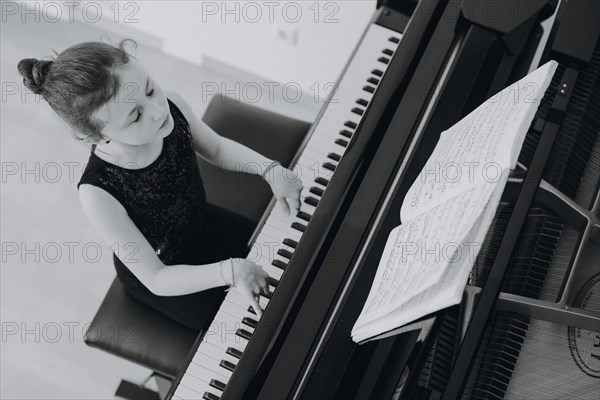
17;38;137;143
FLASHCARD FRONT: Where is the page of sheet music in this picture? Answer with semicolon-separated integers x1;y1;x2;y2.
400;60;558;222
355;179;500;327
353;178;507;342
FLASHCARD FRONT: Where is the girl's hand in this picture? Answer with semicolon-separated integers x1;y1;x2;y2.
266;164;303;217
227;258;270;317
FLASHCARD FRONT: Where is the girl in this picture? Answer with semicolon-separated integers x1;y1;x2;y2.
17;39;304;331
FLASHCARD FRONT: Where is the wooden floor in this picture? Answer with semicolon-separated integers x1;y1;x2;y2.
1;12;317;400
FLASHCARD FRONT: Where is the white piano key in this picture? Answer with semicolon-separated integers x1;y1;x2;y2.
225;289;269;310
300;148;338;165
258;223;297;244
188;356;231;382
203;319;249;351
173;381;205;400
180;373;210;395
199;340;240;368
261;223;303;243
192;353;234;380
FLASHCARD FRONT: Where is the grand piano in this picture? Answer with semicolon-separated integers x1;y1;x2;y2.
167;0;600;398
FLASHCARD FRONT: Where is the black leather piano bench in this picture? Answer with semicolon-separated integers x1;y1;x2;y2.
83;93;311;399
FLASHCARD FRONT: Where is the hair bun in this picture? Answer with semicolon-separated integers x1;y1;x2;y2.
17;58;54;95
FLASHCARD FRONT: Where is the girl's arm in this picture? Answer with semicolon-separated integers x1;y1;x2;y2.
79;184;269;314
167;91;303;215
166;91;271;171
79;184;226;296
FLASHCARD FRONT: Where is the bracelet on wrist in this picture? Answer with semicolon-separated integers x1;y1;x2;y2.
261;160;281;180
229;258;235;289
219;259;235;291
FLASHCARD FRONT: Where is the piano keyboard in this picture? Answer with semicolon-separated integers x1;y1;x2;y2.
170;23;403;400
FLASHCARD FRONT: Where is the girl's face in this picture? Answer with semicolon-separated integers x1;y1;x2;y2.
94;58;173;145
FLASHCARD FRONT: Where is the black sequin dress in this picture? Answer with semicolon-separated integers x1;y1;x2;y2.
78;98;255;331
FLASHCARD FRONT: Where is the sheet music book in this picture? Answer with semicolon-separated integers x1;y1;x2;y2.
351;60;558;343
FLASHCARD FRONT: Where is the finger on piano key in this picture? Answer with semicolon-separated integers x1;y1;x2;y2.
225;290;269;314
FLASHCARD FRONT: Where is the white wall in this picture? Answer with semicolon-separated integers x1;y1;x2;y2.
23;1;377;99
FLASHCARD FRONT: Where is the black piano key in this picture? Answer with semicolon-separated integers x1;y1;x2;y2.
296;211;311;222
267;276;279;287
203;392;220;400
344;121;357;129
351;107;364;116
283;238;298;248
339;129;353;138
236;328;252;341
335;139;348;148
272;259;288;270
220;360;236;372
225;347;243;360
278;248;294;259
315;177;329;186
247;306;257;315
371;68;383;77
378;56;390;64
310;186;325;197
367;77;380;85
328;153;341;162
323;162;337;172
363;85;375;94
356;98;368;107
305;196;319;207
209;379;227;392
389;36;400;43
242;317;258;329
292;222;307;233
382;48;394;56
